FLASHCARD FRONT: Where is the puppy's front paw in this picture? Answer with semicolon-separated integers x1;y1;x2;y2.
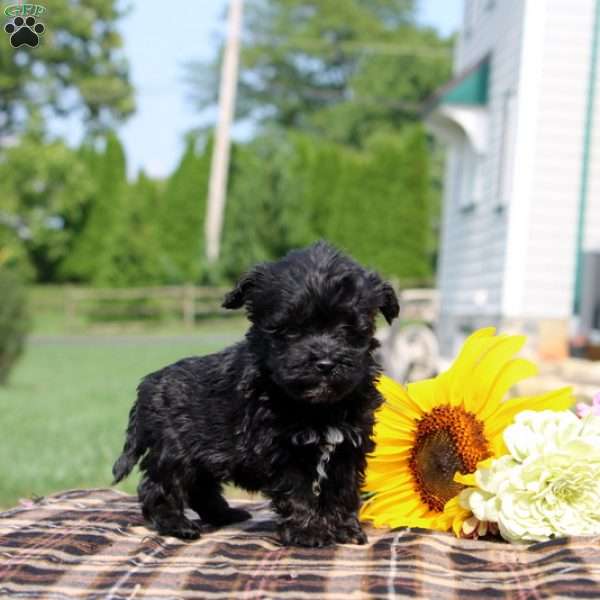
278;525;335;547
334;521;368;545
156;517;201;540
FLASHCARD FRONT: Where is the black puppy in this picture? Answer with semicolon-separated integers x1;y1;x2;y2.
113;241;399;546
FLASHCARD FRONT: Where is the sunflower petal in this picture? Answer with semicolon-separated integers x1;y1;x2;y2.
375;418;416;437
360;490;420;521
489;434;508;457
376;402;418;428
454;472;476;486
463;335;527;414
363;463;412;487
368;450;412;463
376;375;424;418
363;475;415;494
475;358;538;418
485;387;574;437
373;435;414;449
365;456;410;471
406;377;443;412
386;516;424;529
369;444;410;457
443;329;500;404
368;498;425;527
443;497;472;537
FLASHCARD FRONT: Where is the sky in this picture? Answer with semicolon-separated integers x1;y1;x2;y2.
117;0;463;179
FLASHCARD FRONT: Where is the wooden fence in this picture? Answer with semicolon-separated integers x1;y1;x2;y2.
57;286;230;327
31;285;439;329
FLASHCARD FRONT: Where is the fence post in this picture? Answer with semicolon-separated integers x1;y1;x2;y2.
65;286;76;330
183;285;195;328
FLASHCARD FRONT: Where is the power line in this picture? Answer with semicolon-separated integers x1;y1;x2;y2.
254;37;453;58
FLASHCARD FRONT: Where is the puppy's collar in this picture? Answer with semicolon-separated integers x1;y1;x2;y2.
291;427;348;497
290;425;361;448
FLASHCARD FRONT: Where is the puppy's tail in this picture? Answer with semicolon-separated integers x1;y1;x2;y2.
112;401;143;484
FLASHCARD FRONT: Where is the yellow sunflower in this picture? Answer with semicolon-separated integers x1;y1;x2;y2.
360;327;574;534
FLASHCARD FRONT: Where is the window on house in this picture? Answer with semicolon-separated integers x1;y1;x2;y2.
465;0;484;37
472;153;484;204
464;0;473;38
453;139;483;211
496;91;517;208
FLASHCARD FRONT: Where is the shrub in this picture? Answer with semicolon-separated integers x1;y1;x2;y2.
0;269;29;384
221;126;433;284
325;126;432;282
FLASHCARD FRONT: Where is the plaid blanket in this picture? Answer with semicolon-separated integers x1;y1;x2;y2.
1;489;599;599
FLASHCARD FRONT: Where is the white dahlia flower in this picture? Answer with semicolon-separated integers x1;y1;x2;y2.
458;410;600;543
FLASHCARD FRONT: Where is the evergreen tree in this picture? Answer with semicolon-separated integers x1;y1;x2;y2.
220;132;297;280
94;170;165;286
158;136;211;283
325;126;432;281
62;132;127;284
220;126;432;284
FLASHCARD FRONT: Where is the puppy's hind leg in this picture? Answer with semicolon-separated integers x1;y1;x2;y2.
138;476;200;540
188;472;251;527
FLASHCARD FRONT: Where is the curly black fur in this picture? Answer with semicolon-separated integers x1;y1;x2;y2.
113;241;399;546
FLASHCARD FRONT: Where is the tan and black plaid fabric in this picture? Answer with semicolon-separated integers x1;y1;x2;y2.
1;488;600;599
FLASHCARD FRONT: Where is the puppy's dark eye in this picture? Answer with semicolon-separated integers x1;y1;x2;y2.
268;324;301;338
284;326;302;338
341;324;367;345
350;330;367;343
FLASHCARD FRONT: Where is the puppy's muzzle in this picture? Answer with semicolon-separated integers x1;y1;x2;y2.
315;358;335;374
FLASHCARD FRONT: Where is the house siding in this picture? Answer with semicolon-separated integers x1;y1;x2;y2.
437;0;600;356
437;0;524;354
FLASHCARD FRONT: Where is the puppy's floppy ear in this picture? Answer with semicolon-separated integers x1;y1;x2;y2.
369;273;400;324
378;281;400;324
222;269;259;310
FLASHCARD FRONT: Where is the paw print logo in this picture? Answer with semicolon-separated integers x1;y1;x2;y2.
4;16;45;48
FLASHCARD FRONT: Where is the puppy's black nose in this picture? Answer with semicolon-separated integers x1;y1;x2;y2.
315;359;335;374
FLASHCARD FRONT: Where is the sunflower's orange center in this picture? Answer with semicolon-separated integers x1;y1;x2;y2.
409;405;491;512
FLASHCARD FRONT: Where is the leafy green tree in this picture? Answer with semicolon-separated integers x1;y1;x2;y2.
189;0;452;146
0;0;134;136
0;129;96;282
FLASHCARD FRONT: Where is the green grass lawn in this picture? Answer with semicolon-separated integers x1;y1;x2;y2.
0;329;246;509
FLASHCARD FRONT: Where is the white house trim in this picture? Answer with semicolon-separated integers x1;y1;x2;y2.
501;0;547;318
427;106;489;154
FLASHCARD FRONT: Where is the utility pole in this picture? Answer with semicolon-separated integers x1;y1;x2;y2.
205;0;244;264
